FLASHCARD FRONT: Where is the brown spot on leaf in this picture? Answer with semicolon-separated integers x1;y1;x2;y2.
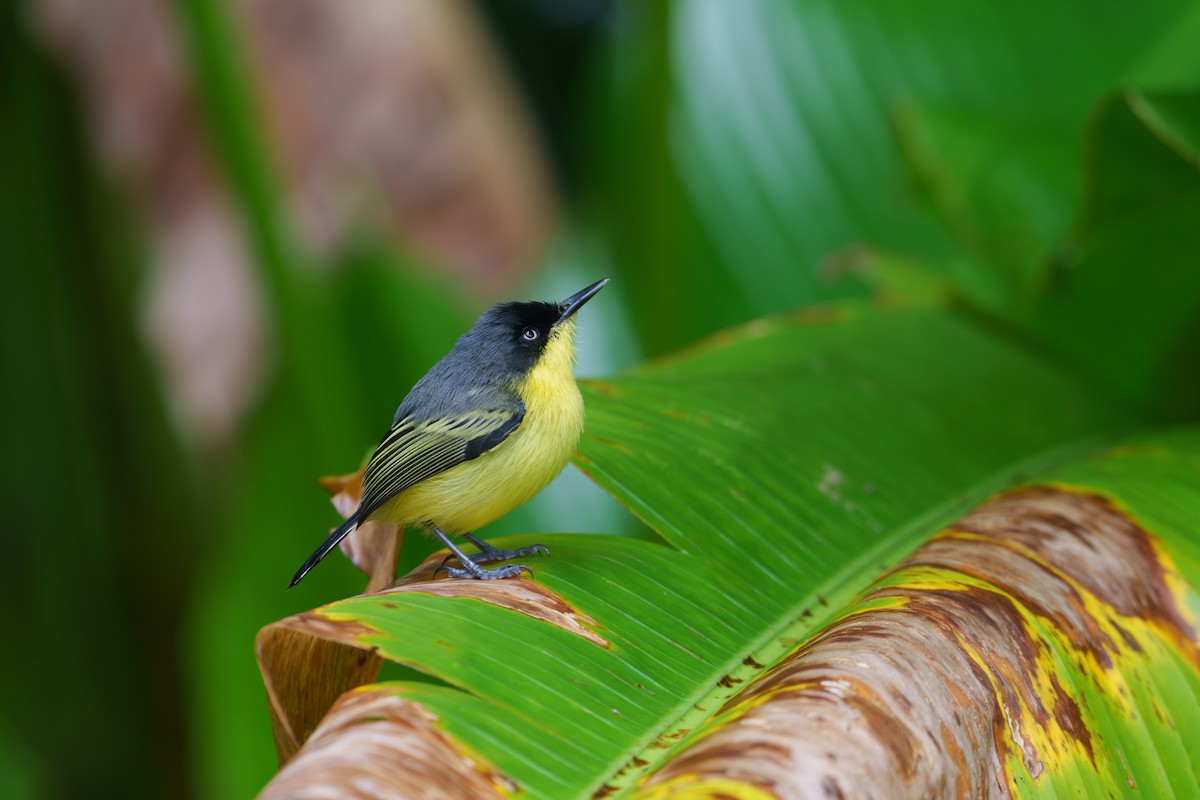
743;656;766;669
580;379;625;396
1050;673;1094;766
591;436;634;455
821;776;846;799
652;727;692;748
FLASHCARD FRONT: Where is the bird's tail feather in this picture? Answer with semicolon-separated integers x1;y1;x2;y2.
288;512;360;588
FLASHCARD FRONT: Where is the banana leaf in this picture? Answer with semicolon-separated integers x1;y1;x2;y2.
255;296;1200;798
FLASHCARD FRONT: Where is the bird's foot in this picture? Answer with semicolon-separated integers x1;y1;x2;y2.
461;533;550;565
430;529;546;580
434;561;532;580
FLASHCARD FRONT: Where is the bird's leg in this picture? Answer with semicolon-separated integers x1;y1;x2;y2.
436;532;549;569
461;533;550;564
430;528;539;579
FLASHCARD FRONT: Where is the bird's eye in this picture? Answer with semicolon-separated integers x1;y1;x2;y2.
521;326;540;342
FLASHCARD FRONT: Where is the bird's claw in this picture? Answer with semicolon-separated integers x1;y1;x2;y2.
434;562;533;580
431;532;546;579
441;539;549;567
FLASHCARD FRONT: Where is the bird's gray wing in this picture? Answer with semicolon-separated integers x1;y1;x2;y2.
356;402;524;523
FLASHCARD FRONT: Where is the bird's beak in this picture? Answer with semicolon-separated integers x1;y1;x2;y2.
557;278;608;325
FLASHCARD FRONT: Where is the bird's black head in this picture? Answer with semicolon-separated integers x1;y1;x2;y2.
458;279;608;380
477;300;563;372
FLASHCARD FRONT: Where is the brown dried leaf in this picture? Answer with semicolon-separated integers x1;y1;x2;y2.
317;467;364;517
355;522;405;595
255;622;382;765
33;0;270;449
316;468;401;591
236;0;556;288
258;562;607;767
637;487;1200;799
258;686;510;799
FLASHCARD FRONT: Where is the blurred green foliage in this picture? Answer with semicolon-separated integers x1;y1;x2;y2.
2;0;1199;798
0;9;194;798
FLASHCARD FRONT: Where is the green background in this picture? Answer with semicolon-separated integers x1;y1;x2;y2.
2;1;1199;798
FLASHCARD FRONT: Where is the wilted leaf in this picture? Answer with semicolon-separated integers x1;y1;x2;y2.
236;0;557;286
258;685;511;799
638;468;1200;797
313;467;403;592
255;623;383;764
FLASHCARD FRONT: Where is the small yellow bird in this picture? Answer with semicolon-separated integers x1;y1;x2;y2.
289;279;608;587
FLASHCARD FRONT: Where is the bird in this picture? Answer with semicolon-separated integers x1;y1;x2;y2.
288;278;608;588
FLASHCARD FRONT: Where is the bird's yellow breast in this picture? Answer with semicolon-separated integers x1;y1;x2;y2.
380;322;585;533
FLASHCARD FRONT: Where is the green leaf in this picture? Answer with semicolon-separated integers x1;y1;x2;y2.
662;0;1195;308
1128;0;1200;88
582;0;1200;360
1029;89;1200;420
259;299;1158;798
895;106;1081;308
